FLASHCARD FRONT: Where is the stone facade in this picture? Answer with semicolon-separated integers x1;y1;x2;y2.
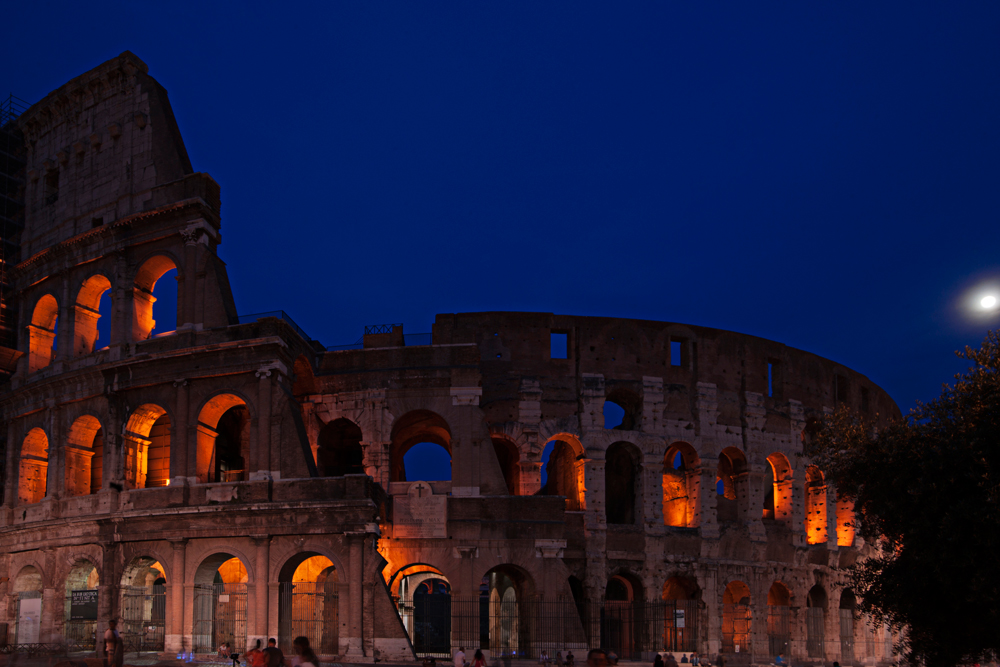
0;53;900;665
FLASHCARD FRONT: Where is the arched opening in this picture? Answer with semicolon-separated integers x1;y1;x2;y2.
19;428;49;504
193;554;249;653
605;442;641;525
197;394;250;483
716;448;748;524
767;582;792;658
390;410;451;483
806;585;827;658
14;565;43;643
836;490;856;547
662;576;700;652
603;574;644;659
133;255;178;341
604;388;641;430
292;355;316;396
74;274;112;355
482;565;535;658
394;564;450;657
840;590;857;665
663;442;700;528
765;453;793;522
278;553;339;654
120;557;167;653
805;466;828;544
316;418;364;477
491;437;521;495
539;435;585;511
722;580;751;654
64;560;99;650
124;405;171;489
28;294;58;373
65;415;102;496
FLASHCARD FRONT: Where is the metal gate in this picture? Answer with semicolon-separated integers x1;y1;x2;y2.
120;584;166;652
722;603;751;654
839;608;855;665
662;601;698;652
193;583;247;653
278;582;339;654
767;605;790;657
806;607;825;658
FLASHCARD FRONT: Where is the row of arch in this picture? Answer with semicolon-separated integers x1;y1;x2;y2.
312;407;852;546
27;253;178;373
10;549;341;653
17;392;250;503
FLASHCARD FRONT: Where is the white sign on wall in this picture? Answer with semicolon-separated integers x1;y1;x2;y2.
18;597;41;644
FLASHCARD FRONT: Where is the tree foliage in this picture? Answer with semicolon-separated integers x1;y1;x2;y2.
810;331;1000;667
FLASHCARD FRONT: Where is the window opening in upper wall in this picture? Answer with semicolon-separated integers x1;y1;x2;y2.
671;340;682;367
767;362;774;397
860;386;870;413
91;217;103;228
603;401;625;429
835;375;848;405
403;442;451;481
550;331;568;359
150;268;178;337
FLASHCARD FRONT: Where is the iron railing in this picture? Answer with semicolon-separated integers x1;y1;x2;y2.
237;311;312;342
0;95;29;128
393;596;699;660
121;583;166;652
278;582;340;654
193;583;247;654
365;323;402;335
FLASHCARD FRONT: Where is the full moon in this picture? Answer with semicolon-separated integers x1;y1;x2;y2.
983;295;998;309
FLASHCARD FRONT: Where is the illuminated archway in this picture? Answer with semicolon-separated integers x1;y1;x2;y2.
64;560;100;649
662;576;699;652
119;557;167;653
28;294;58;372
132;255;178;341
277;553;339;653
717;448;748;524
19;428;49;504
722;581;751;654
539;434;585;511
483;565;535;658
393;564;450;656
197;394;250;483
805;465;828;544
764;453;793;522
193;554;249;653
14;565;43;643
767;582;792;658
74;274;112;355
66;415;103;496
663;442;700;527
123;404;171;489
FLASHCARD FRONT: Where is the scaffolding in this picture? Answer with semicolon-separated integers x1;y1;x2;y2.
0;94;28;365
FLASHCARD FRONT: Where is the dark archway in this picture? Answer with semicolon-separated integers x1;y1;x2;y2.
491;437;520;495
317;418;364;477
606;442;641;525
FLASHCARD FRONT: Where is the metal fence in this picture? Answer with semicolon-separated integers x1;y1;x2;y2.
839;609;855;665
767;606;791;657
278;581;339;654
806;608;824;658
393;596;699;660
193;583;247;654
120;584;166;652
721;603;751;654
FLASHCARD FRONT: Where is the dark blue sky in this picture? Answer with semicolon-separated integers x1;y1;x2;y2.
6;2;1000;413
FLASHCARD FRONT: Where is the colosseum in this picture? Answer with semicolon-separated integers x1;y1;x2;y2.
0;53;901;666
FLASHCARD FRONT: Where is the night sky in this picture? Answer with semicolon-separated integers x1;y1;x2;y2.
6;2;1000;417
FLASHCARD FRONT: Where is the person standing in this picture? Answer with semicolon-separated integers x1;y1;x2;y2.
104;619;124;667
292;636;319;667
263;638;285;667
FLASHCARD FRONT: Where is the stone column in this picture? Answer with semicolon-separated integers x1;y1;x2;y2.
826;484;840;550
698;467;719;539
253;368;273;479
252;536;269;648
346;534;364;656
181;233;199;328
583;458;604;529
45;402;61;500
641;456;664;532
167;539;187;654
745;469;767;541
173;380;190;485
